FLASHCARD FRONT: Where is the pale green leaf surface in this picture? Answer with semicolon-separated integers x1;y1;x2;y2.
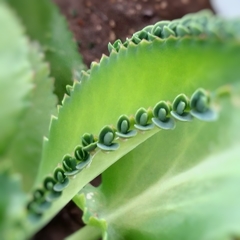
38;38;240;184
65;225;102;240
28;38;240;236
76;96;240;240
7;0;84;100
0;171;26;240
27;13;240;236
0;2;32;155
7;45;57;192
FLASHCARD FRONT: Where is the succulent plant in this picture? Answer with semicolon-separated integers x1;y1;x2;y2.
1;2;240;240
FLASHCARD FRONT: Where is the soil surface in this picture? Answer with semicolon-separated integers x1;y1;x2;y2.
33;0;214;239
55;0;213;67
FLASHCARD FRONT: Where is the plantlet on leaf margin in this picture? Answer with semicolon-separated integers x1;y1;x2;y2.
97;126;119;151
116;115;137;139
134;108;154;131
152;101;176;130
43;177;62;201
171;94;193;122
108;10;237;55
74;146;92;170
62;155;80;176
53;168;69;192
81;133;98;152
190;88;218;121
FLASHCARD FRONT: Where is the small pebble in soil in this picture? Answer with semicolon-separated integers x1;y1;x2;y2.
136;4;142;10
109;31;116;41
142;9;154;18
160;1;168;9
109;19;116;28
96;25;102;31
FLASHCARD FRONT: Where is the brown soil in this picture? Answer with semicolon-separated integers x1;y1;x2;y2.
54;0;213;67
33;0;214;239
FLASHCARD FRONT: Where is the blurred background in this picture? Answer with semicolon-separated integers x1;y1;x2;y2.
1;0;240;240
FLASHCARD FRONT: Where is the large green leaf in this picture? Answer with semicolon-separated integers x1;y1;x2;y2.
7;0;84;100
0;3;57;238
0;2;32;155
75;95;240;239
25;11;240;237
7;45;57;192
38;37;240;184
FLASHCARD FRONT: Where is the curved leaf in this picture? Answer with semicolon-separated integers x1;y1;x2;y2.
0;2;32;155
0;170;26;240
26;11;240;237
7;0;85;100
7;44;57;192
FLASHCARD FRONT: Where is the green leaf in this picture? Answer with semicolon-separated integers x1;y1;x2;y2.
7;44;57;192
65;225;102;240
26;12;240;237
38;39;240;184
0;170;26;240
0;2;32;155
7;0;85;101
76;95;240;240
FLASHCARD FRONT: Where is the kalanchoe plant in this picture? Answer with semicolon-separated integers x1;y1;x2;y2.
1;1;240;240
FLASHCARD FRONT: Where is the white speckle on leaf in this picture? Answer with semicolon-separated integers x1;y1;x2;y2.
86;192;94;199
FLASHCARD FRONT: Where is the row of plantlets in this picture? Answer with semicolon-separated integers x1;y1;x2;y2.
1;3;240;239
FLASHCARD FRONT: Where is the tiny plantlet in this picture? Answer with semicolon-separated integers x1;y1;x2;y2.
1;1;240;240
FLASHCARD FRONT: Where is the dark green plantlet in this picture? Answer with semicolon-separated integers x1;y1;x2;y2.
136;30;149;40
108;39;122;52
45;190;62;202
81;133;97;152
176;24;190;36
152;101;176;130
28;189;51;214
62;155;80;176
190;88;218;121
134;108;154;131
116;115;137;139
74;146;92;170
97;126;119;151
152;26;162;37
152;20;171;37
29;200;51;215
33;189;45;201
168;20;180;31
188;22;204;35
43;177;62;201
53;168;69;192
162;26;176;38
171;93;193;121
131;35;142;44
43;177;56;191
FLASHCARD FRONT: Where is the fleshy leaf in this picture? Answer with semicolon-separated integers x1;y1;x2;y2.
0;170;26;240
0;2;32;155
7;0;85;100
6;44;57;192
25;12;240;237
